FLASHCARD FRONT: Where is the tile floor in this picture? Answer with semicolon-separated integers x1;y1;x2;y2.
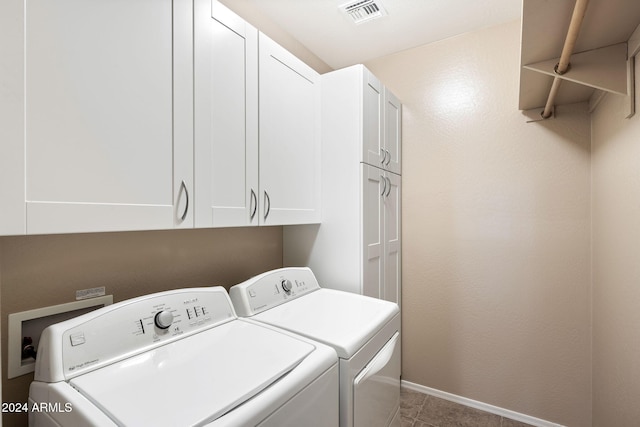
400;388;536;427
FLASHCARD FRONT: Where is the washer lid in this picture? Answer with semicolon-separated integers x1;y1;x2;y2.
69;320;314;427
252;289;399;358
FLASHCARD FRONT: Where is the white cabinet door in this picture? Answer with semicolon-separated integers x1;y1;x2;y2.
362;164;384;300
362;166;401;304
384;89;402;175
383;172;401;306
194;0;258;227
362;69;384;168
22;0;192;234
259;33;321;225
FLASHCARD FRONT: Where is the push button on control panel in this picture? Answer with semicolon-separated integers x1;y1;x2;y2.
70;332;86;347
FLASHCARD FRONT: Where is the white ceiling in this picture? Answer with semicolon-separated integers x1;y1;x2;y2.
237;0;522;69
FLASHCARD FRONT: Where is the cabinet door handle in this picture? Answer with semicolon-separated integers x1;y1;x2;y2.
386;177;392;197
380;175;387;196
179;180;189;221
250;189;257;221
380;148;387;165
385;150;391;166
264;191;271;220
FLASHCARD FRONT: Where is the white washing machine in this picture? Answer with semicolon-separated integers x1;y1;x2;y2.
229;267;401;427
29;287;339;427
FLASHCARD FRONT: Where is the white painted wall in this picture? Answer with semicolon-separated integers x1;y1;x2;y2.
591;59;640;426
366;21;593;426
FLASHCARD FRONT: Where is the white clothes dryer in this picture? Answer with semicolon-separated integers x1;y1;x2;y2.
230;267;401;427
29;287;338;427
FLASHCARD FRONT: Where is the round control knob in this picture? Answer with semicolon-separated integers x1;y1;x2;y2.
281;279;293;293
154;310;174;329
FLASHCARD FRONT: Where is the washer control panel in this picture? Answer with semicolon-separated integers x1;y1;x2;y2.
37;288;236;382
229;267;321;317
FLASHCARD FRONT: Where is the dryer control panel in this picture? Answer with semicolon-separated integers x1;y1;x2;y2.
230;267;321;316
35;287;236;383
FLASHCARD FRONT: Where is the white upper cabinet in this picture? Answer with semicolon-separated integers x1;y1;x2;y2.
1;0;321;235
194;0;259;227
258;33;321;225
195;5;320;228
6;0;194;235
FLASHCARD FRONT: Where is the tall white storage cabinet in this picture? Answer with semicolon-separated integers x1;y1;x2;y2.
284;65;402;305
2;0;193;235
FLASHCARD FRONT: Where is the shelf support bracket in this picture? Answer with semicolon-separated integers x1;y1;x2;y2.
523;43;628;96
524;31;640;120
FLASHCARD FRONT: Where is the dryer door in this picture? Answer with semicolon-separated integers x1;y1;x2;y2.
353;332;400;427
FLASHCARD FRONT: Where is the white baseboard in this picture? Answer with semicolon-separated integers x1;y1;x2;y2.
401;380;566;427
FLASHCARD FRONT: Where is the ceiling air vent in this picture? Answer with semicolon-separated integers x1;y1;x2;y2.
339;0;387;25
